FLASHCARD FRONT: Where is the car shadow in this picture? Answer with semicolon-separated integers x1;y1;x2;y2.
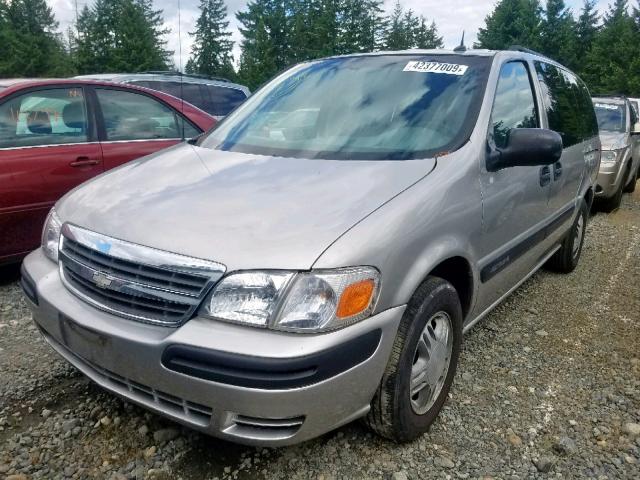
0;263;20;286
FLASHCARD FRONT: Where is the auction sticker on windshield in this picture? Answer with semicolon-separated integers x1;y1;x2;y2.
595;103;619;110
403;61;469;75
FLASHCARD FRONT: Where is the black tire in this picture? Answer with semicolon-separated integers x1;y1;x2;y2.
624;164;637;193
600;179;624;212
364;276;462;442
546;200;588;273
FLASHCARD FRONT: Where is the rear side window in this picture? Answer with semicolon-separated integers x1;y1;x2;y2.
96;89;200;141
489;61;539;149
535;62;597;146
576;80;599;137
128;80;246;116
129;80;153;89
0;88;88;149
181;83;207;110
204;86;247;116
129;80;182;99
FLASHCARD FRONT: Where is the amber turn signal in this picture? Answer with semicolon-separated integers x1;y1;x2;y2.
336;279;375;319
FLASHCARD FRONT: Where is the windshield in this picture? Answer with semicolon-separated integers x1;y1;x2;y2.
594;102;626;132
199;55;492;160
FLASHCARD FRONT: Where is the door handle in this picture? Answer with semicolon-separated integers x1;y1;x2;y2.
70;156;99;168
553;161;563;180
540;166;551;187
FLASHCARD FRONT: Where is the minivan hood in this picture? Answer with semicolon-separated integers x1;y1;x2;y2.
58;144;436;270
599;131;628;150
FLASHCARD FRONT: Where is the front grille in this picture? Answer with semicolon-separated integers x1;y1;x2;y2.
58;223;225;326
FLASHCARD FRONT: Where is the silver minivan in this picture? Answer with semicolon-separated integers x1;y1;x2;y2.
593;96;640;210
22;49;600;446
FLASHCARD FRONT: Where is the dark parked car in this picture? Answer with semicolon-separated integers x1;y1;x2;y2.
0;79;216;265
76;72;250;120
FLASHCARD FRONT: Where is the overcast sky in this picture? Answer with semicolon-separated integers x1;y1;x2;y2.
48;0;611;71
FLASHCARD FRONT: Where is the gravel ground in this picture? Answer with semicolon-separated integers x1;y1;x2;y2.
1;190;639;480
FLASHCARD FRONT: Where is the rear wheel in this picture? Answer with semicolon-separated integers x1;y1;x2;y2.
364;276;462;442
546;200;588;273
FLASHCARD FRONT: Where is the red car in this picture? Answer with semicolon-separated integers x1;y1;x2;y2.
0;79;216;265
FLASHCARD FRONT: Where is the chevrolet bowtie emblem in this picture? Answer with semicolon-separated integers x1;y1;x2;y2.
92;271;113;289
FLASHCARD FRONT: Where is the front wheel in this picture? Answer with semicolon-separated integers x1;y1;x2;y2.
624;164;637;193
545;200;588;273
600;179;624;212
364;276;462;442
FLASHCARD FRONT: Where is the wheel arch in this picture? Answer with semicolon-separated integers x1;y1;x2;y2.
584;186;594;210
415;255;475;320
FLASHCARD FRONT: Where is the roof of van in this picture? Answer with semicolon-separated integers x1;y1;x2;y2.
315;48;569;66
331;49;497;58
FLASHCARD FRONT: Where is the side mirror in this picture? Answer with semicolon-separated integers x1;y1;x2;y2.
488;128;563;171
632;122;640;135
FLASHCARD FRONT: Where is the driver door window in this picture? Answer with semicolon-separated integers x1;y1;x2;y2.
489;62;539;149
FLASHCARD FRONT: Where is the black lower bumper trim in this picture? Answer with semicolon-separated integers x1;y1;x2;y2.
20;263;38;305
161;328;382;389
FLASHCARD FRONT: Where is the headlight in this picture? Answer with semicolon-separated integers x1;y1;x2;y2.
201;267;380;332
601;150;619;165
203;271;293;326
41;208;62;263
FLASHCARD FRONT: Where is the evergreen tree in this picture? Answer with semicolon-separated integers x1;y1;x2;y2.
476;0;543;50
336;0;385;54
75;0;171;74
540;0;578;69
0;0;13;75
576;0;600;62
237;17;278;90
236;0;444;89
414;17;444;49
583;0;638;94
311;0;340;57
288;0;318;62
186;0;235;79
631;1;640;95
236;0;279;89
384;2;441;50
136;0;172;65
385;1;410;50
0;0;71;77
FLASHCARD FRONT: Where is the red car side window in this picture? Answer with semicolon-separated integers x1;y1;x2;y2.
0;88;89;149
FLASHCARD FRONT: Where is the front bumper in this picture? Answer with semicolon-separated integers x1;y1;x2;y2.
21;249;404;446
595;162;625;198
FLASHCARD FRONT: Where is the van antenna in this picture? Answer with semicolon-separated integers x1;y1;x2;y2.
453;31;466;52
178;0;185;139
